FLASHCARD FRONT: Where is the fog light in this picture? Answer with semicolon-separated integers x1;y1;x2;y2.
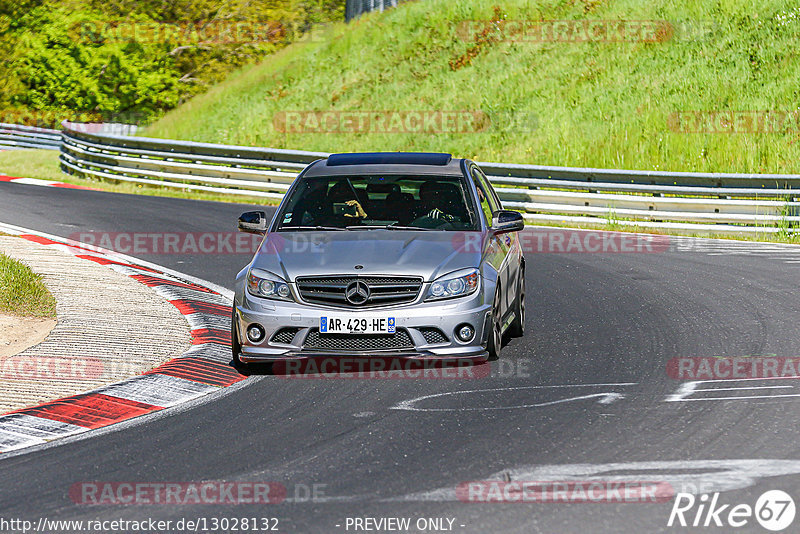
247;324;265;343
456;324;475;342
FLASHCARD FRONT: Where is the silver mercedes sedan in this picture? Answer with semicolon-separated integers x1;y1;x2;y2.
232;152;525;367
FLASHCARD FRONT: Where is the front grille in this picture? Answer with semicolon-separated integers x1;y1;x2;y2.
418;327;448;344
303;328;414;352
296;276;422;308
270;327;301;344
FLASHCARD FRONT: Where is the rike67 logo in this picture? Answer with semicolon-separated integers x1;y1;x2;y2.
668;490;796;531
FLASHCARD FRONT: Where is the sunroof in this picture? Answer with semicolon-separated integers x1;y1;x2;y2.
326;152;452;166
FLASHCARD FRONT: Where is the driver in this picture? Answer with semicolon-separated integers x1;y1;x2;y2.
288;181;329;225
415;181;462;223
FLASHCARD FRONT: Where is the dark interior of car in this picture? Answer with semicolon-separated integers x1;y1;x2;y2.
281;176;477;229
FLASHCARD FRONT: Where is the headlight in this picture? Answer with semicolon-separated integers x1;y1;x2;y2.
425;268;479;301
247;269;293;301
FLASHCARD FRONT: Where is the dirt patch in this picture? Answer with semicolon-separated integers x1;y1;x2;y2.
0;313;56;358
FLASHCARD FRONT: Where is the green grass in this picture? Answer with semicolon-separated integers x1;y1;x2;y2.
0;149;280;206
144;0;800;175
0;251;57;318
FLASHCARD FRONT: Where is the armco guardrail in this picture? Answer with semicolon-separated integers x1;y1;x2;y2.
59;122;800;234
0;123;61;150
60;123;322;201
0;122;139;151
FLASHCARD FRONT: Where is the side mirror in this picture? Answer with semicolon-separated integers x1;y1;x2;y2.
491;210;524;235
238;211;268;235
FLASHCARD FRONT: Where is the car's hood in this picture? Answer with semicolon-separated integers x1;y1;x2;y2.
251;230;484;282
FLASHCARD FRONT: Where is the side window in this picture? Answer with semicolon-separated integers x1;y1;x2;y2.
471;168;495;227
474;167;502;210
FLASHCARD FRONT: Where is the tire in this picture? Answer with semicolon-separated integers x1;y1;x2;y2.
508;267;526;338
487;285;503;361
231;308;246;369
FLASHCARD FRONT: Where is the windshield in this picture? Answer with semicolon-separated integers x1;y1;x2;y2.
275;175;480;231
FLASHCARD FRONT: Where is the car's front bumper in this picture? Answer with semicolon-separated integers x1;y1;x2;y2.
234;287;492;363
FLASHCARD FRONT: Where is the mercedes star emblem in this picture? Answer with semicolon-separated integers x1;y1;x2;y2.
345;280;370;305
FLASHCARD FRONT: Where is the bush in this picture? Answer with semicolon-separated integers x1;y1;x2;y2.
0;0;344;126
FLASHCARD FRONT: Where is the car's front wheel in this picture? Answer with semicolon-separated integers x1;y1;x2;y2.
487;286;503;361
508;266;525;338
231;308;246;369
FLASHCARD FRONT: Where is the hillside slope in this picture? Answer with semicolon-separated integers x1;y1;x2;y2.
145;0;800;174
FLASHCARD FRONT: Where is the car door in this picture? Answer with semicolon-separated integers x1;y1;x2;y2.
470;166;514;320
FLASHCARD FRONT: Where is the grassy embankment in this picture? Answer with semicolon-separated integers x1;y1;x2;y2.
0;250;56;318
146;0;800;174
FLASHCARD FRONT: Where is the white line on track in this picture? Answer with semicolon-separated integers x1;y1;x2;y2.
390;383;636;412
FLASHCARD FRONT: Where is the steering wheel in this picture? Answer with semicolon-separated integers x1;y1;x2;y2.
409;215;455;230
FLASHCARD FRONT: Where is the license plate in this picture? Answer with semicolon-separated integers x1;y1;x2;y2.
320;316;396;334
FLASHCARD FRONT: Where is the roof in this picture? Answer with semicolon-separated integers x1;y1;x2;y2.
303;152;466;177
327;152;452;166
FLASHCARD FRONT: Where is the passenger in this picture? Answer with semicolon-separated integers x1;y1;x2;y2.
327;180;368;219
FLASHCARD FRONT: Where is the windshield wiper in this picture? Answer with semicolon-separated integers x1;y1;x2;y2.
345;225;437;231
386;225;439;231
279;225;347;231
